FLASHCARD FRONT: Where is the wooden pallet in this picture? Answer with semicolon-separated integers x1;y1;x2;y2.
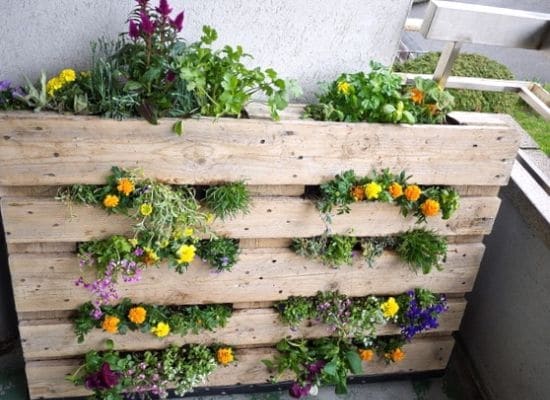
0;105;521;398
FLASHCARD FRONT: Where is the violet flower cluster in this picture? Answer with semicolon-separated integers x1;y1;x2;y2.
399;290;448;341
125;360;170;398
128;0;184;41
85;363;120;390
0;80;25;109
289;360;325;399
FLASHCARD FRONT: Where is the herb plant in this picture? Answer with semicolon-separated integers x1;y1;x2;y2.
291;234;357;267
204;181;251;220
196;237;240;272
395;229;448;274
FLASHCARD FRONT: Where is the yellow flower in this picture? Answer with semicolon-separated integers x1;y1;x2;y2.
59;69;76;83
420;198;440;217
129;238;138;247
103;194;120;208
216;347;234;365
206;213;215;224
358;349;374;361
46;77;63;96
140;203;153;216
150;322;170;337
351;186;365;201
386;348;406;362
183;227;194;237
80;71;91;78
410;88;424;104
143;247;159;265
388;182;403;199
177;244;196;264
101;315;120;334
117;178;134;196
381;297;399;318
337;81;351;95
364;182;382;200
404;185;422;202
128;307;147;324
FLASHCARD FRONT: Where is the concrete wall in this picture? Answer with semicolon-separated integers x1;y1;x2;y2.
460;181;550;400
0;0;412;99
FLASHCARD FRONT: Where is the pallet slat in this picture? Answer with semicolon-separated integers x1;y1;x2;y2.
0;196;501;243
0;112;519;186
9;245;483;313
26;336;454;399
19;300;465;360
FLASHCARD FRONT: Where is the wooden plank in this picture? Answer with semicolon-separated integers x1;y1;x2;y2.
7;242;75;254
239;238;293;249
247;185;305;197
453;186;500;197
9;244;483;313
0;186;58;198
1;196;501;243
0;112;520;186
19;300;464;360
26;336;454;399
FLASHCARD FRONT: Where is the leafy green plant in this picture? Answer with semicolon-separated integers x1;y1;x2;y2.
394;52;517;113
13;72;49;111
305;62;453;124
291;234;357;267
175;25;301;119
395;229;448;274
275;296;315;328
204;181;251;220
73;299;232;343
196;237;240;272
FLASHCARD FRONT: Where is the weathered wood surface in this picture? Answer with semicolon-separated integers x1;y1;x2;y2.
9;245;483;313
1;196;500;243
19;299;464;360
26;336;454;399
0;112;520;186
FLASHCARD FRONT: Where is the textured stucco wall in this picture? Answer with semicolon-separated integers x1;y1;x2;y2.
0;0;412;99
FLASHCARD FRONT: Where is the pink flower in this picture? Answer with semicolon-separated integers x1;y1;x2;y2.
140;11;155;35
155;0;172;17
170;11;184;32
129;20;140;39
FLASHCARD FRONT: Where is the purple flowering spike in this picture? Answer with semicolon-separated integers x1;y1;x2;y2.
140;11;156;35
137;0;148;6
156;0;172;17
129;20;140;39
0;80;11;91
170;11;184;32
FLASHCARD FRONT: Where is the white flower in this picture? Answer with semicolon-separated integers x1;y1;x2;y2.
309;385;319;396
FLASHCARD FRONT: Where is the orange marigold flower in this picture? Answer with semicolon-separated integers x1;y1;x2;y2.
388;182;403;199
358;349;374;361
404;185;422;202
101;315;120;334
351;186;365;201
128;306;147;324
386;348;406;362
410;88;424;104
103;194;120;208
216;347;234;365
117;178;134;196
426;103;439;116
420;198;440;217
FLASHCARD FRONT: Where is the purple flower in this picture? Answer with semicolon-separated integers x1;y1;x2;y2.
0;80;11;91
11;86;25;98
170;11;184;32
289;382;311;399
137;0;148;7
165;70;176;82
140;11;155;35
129;20;140;39
134;247;144;256
85;363;120;390
306;360;326;375
155;0;172;17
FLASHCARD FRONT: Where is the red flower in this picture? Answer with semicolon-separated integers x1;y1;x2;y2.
156;0;173;17
84;363;120;390
170;11;184;32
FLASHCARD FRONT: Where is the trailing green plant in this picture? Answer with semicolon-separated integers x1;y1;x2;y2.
394;52;517;113
304;61;453;124
174;25;301;119
73;298;232;343
394;229;448;274
291;229;447;273
263;336;407;397
68;341;234;399
204;181;251;220
317;169;460;224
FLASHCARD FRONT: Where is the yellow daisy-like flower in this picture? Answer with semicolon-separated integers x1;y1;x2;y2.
150;322;170;338
101;315;120;334
177;244;196;264
358;349;374;361
59;69;77;83
103;194;120;208
364;182;383;200
404;185;422;202
337;81;351;95
386;348;406;362
129;238;138;247
216;347;234;365
420;198;440;217
206;213;215;224
381;297;399;318
46;77;63;96
388;182;403;199
140;203;153;216
117;178;134;196
143;247;160;265
183;227;194;237
128;306;147;324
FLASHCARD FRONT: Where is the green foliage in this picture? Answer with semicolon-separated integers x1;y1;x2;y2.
175;25;301;120
73;299;232;343
305;62;453;124
317;170;358;215
291;234;357;267
395;229;448;274
204;181;251;220
196;237;240;272
68;343;221;398
275;296;315;328
511;91;550;155
14;72;49;111
394;52;518;113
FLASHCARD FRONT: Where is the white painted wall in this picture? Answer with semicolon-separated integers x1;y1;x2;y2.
0;0;412;99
